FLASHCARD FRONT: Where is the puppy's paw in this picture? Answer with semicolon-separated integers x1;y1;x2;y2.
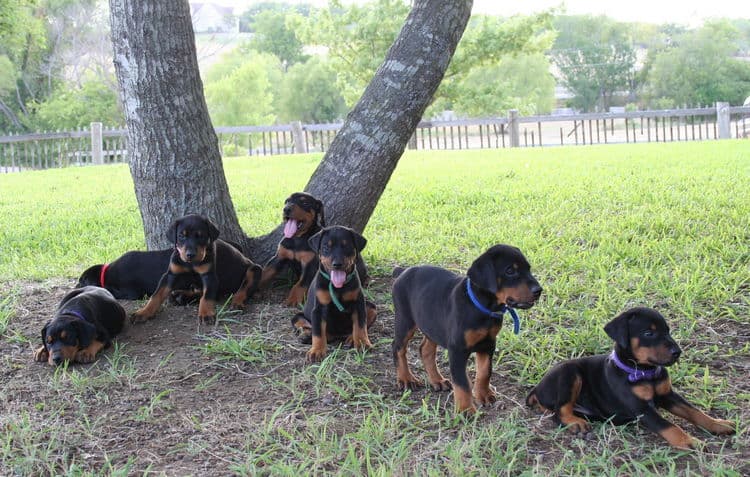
75;348;97;364
473;385;497;405
430;379;452;392
33;346;49;363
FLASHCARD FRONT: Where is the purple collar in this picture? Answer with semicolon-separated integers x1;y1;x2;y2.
61;309;89;322
609;350;663;383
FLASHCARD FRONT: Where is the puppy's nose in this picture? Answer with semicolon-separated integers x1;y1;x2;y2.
52;355;63;366
331;260;344;270
186;251;196;260
670;346;681;360
530;284;543;299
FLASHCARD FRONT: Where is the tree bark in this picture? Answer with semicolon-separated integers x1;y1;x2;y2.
109;0;246;250
248;0;474;262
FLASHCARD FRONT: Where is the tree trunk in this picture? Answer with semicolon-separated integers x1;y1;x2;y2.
248;0;474;262
109;0;246;250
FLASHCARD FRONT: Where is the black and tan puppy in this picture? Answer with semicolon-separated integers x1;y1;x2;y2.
77;249;202;302
261;192;369;306
131;214;262;325
392;245;542;413
294;225;374;362
34;286;126;366
526;307;735;449
260;192;326;306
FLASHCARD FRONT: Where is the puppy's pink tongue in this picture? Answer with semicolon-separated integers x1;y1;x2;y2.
330;270;346;288
283;220;298;238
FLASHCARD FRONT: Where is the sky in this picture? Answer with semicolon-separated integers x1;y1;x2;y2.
220;0;750;26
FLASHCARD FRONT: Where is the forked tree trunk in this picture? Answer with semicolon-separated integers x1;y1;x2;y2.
110;0;472;263
109;0;246;250
248;0;474;261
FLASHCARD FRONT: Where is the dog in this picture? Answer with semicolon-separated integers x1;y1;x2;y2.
34;286;126;366
294;225;375;362
131;214;262;325
261;192;370;306
391;244;542;413
77;249;202;302
525;307;735;449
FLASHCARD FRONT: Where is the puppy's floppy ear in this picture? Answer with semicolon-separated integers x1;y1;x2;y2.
467;254;498;293
166;218;180;243
73;320;97;348
40;321;50;351
204;216;220;241
604;310;632;349
308;229;325;252
349;228;367;252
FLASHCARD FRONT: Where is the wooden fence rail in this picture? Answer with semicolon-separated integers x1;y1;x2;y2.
1;103;749;172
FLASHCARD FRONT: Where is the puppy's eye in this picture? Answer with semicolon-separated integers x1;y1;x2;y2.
642;330;656;338
505;266;518;277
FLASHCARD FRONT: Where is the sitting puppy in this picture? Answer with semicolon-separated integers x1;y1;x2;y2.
131;214;262;325
34;286;126;366
261;192;369;306
77;249;202;302
295;225;374;362
526;307;735;449
392;244;542;413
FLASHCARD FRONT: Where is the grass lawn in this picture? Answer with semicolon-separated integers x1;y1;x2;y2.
0;141;748;475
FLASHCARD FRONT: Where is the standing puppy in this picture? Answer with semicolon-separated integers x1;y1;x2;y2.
131;214;262;325
296;225;373;362
34;286;126;366
526;307;735;449
392;245;542;413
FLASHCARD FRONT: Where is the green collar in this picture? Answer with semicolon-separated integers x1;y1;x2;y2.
318;269;357;311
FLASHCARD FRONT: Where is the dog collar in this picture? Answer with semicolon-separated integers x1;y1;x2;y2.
61;309;89;323
318;270;356;312
100;263;109;287
465;278;520;335
609;350;664;383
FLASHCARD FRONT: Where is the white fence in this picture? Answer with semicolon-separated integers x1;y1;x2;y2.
1;103;749;172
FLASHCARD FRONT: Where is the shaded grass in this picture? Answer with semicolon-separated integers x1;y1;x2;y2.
1;141;748;475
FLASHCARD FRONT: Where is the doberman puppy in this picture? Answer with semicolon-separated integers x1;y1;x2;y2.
392;244;543;413
526;307;735;449
261;192;370;306
77;249;202;302
260;192;326;306
294;225;375;362
131;214;262;325
34;286;126;366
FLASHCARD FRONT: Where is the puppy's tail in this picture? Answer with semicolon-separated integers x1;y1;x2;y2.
392;266;407;279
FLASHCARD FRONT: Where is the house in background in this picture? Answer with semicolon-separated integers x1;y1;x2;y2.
190;2;239;33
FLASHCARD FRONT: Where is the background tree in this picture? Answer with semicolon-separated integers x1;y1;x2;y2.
276;57;347;123
247;9;308;68
552;15;636;112
642;20;750;107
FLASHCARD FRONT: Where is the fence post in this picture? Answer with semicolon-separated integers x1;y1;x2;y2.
290;121;307;154
508;109;520;147
716;102;730;139
91;122;103;164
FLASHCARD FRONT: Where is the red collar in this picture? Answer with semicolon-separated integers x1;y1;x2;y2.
100;263;109;287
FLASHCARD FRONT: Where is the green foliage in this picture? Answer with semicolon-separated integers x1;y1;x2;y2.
643;20;750;107
203;49;280;126
299;0;410;107
30;79;123;130
247;10;308;67
552;15;636;112
277;57;347;122
439;53;555;117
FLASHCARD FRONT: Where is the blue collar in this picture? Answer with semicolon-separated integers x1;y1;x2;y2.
609;350;664;383
465;278;520;335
